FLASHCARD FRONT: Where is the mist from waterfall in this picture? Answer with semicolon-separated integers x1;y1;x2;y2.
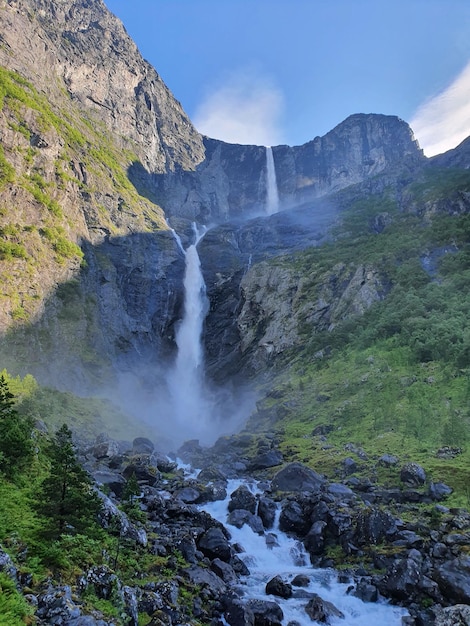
265;146;280;215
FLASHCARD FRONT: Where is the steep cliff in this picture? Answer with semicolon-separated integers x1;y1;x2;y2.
153;114;425;221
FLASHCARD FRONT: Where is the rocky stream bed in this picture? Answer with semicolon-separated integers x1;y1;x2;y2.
2;432;470;626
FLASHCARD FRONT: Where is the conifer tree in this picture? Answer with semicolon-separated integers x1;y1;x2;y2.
0;375;34;478
38;423;102;539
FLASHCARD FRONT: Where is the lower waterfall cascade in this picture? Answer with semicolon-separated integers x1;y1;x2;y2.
200;477;410;626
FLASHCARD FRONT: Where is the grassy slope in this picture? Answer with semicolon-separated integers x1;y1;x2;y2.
253;167;470;505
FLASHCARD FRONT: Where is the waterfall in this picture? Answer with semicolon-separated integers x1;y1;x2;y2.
266;146;280;215
168;225;209;432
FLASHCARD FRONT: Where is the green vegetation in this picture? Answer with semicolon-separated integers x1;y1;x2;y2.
0;375;34;479
0;573;34;626
37;423;103;541
256;171;470;503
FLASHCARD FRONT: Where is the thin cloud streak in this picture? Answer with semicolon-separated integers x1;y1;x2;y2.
411;60;470;157
192;70;285;147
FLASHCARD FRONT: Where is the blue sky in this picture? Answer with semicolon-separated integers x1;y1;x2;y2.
104;0;470;156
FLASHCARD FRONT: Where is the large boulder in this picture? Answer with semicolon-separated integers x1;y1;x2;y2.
265;575;293;599
433;604;470;626
400;462;426;486
271;463;325;493
258;496;277;529
197;527;232;562
246;599;284;626
433;557;470;604
228;484;257;514
279;501;311;536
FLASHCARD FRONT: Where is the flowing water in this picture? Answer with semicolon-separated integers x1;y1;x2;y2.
168;225;211;435
266;146;280;215
203;479;408;626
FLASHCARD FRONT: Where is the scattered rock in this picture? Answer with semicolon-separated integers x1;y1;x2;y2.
400;463;426;486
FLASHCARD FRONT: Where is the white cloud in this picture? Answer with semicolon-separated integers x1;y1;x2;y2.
410;60;470;157
192;69;285;146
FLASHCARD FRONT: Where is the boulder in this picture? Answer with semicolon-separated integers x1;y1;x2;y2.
433;604;470;626
279;500;311;536
433;557;470;604
428;482;453;501
132;437;154;454
224;598;255;626
378;553;422;601
400;462;426;486
197;527;232;562
304;594;344;623
355;508;397;545
378;454;399;467
246;598;284;626
303;520;327;557
258;496;277;529
249;449;284;471
211;558;238;585
228;510;265;534
352;579;378;603
271;462;325;493
228;484;257;514
265;575;293;599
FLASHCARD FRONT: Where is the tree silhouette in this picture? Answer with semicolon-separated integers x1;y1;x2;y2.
38;423;102;539
0;375;33;478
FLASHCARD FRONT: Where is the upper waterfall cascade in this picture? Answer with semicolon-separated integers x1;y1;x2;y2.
266;146;280;215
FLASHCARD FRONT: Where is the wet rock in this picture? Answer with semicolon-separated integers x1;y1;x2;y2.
291;574;310;587
246;598;284;626
279;501;311;536
352;579;378;603
198;466;228;483
175;486;201;503
228;485;257;514
400;463;426;486
150;452;177;473
265;575;293;599
197;527;232;562
228;510;265;534
258;496;277;529
271;462;325;493
304;594;344;623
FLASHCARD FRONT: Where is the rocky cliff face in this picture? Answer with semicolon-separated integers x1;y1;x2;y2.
0;0;204;174
153;115;424;221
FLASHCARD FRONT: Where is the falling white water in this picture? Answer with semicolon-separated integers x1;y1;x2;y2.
203;479;409;626
266;146;280;215
168;225;209;430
